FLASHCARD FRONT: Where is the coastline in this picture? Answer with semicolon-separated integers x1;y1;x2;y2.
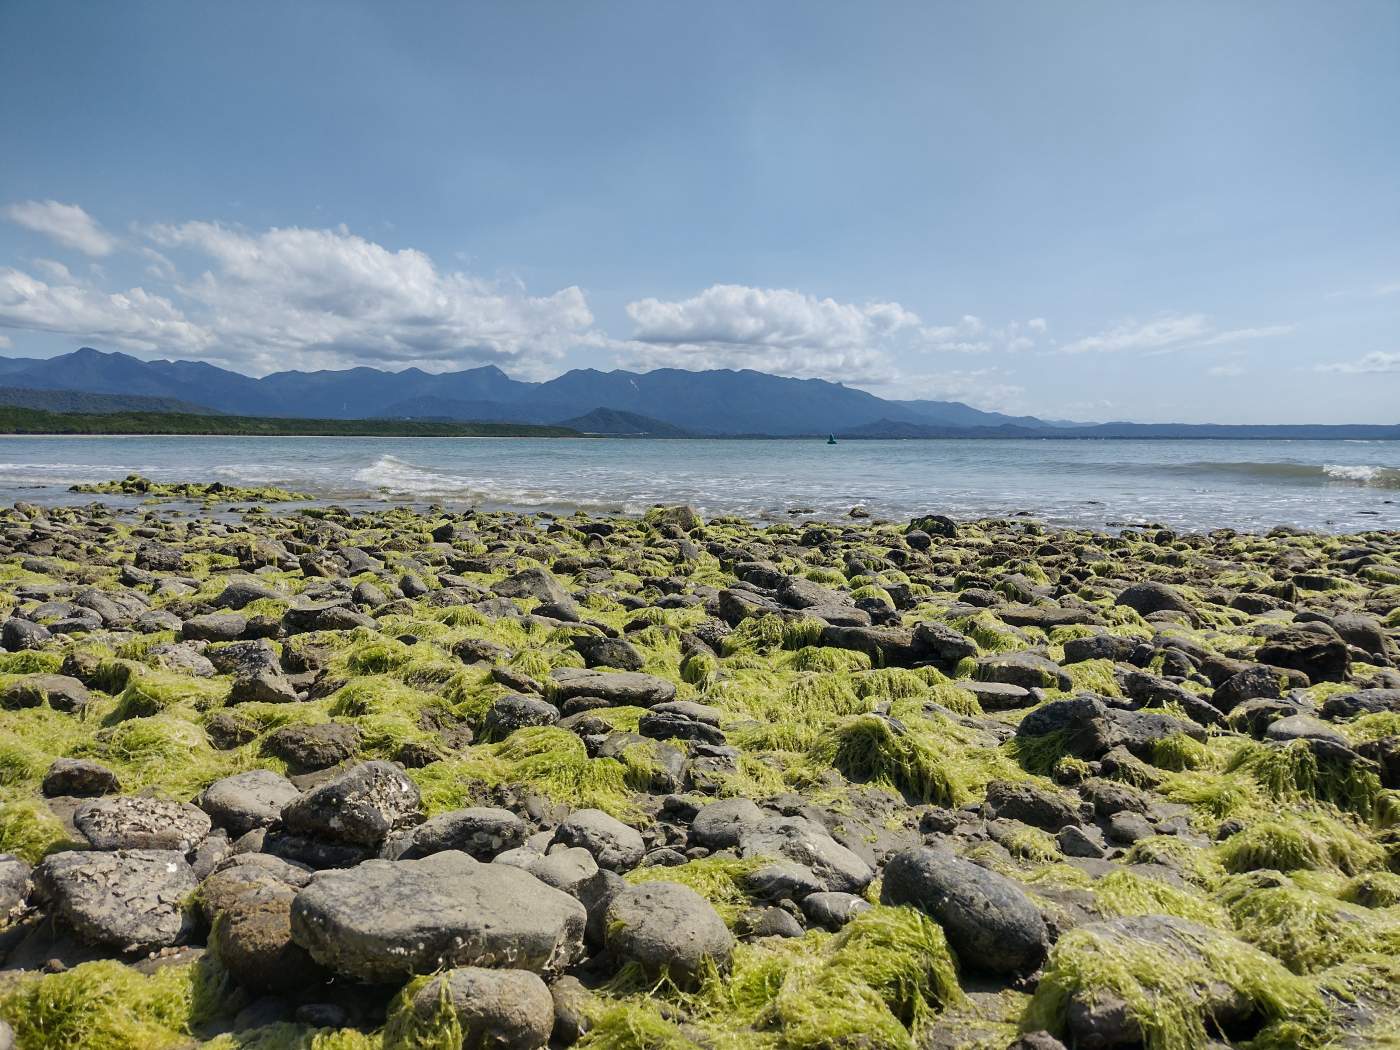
0;496;1395;1047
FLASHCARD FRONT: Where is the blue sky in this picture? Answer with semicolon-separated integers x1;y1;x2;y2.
1;2;1397;423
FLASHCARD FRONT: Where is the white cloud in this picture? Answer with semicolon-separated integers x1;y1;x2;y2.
1062;314;1293;356
1316;351;1400;375
2;200;117;257
868;366;1028;413
1061;314;1211;354
627;284;919;354
0;267;212;352
143;220;593;373
1207;363;1247;377
0;334;11;349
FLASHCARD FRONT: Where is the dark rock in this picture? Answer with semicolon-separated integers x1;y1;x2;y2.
41;758;120;798
881;845;1048;973
604;881;734;982
34;849;198;953
280;761;422;848
404;967;554;1050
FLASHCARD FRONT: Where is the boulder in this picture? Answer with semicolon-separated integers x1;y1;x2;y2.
1257;622;1351;683
41;758;120;798
1114;582;1196;621
401;806;530;861
280;761;422;847
553;809;645;872
737;816;873;895
401;967;554;1050
604;881;734;982
289;851;586;981
550;667;676;708
197;769;302;836
74;795;211;851
881;845;1048;974
34;849;198;953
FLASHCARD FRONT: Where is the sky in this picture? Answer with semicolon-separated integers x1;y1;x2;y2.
1;2;1398;424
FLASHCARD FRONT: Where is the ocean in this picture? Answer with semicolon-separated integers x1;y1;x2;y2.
0;435;1395;533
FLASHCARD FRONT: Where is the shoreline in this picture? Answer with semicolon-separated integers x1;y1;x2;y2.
0;499;1396;1047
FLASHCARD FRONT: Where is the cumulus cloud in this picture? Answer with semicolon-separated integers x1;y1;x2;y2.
0;267;211;352
0;210;597;374
3;200;117;257
146;221;594;372
1315;351;1400;375
867;366;1028;413
619;283;925;382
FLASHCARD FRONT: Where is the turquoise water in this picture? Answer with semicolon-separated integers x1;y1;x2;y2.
0;435;1396;533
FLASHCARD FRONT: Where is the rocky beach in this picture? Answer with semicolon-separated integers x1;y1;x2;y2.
0;483;1396;1050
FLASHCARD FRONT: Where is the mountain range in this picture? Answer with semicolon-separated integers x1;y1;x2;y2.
0;347;1393;439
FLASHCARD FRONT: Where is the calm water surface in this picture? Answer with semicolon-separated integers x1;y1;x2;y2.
0;436;1396;533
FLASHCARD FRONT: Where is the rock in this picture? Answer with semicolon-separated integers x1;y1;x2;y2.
0;854;30;920
553;809;645;872
881;845;1048;974
962;680;1033;711
181;612;248;642
74;795;211;851
229;668;300;704
492;567;573;605
1257;622;1351;683
738;905;805;938
690;797;766;849
738;816;873;895
604;881;734;982
975;651;1072;691
213;577;283;610
262;722;361;772
571;634;645;671
1057;825;1107;859
1265;714;1350;746
1114;582;1196;621
289;851;586;981
41;758;120;798
401;807;530;861
34;849;198;953
402;967;554;1050
1211;665;1282;712
483;693;560;740
280;760;422;847
1322;688;1400;721
1105;811;1154;844
984;780;1079;831
2;618;51;651
0;674;90;712
1063;634;1138;664
550;667;677;708
197;769;302;836
801;891;871;931
912;621;979;664
213;883;326;992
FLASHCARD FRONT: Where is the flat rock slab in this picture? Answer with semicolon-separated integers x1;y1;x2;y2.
550;667;677;707
34;849;197;953
289;850;586;982
74;795;211;851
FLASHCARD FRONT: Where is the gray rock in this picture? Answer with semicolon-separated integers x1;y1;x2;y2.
214;577;283;610
0;674;90;712
403;806;529;861
74;795;211;851
213;881;326;992
738;816;873;894
553;809;645;872
34;849;198;953
262;721;361;772
290;851;586;981
229;668;301;704
1212;665;1283;712
604;881;734;982
0;853;30;921
1257;621;1350;683
198;769;302;836
801;890;872;931
41;758;120;798
1115;582;1196;621
571;634;645;671
182;612;248;642
1265;714;1349;746
1322;688;1400;721
2;618;51;651
483;693;560;741
881;845;1048;974
985;780;1079;831
975;652;1072;691
550;667;677;708
690;797;766;849
403;967;554;1050
280;760;421;848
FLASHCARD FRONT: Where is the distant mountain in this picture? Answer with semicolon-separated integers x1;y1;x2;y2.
0;385;217;415
0;348;1392;438
558;408;692;437
0;348;1045;435
840;419;1400;440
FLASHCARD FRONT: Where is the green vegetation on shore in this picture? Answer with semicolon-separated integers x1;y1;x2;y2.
0;497;1396;1049
0;406;580;438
